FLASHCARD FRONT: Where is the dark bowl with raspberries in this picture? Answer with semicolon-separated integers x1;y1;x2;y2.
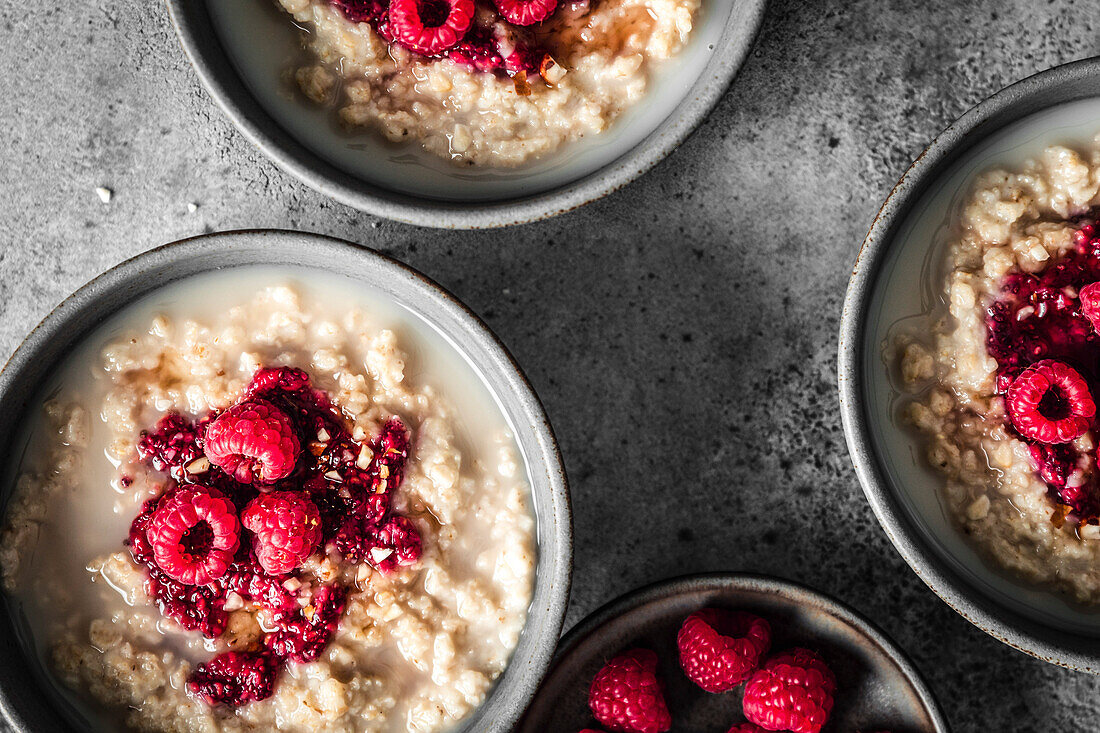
518;573;948;733
0;230;572;732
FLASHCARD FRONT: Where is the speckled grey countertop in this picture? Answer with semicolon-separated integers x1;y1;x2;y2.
2;0;1099;730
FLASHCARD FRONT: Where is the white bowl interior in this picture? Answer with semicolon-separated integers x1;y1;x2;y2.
207;0;740;202
863;96;1100;636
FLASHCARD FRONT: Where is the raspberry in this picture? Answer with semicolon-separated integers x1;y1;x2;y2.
241;492;323;575
188;651;276;707
728;725;767;733
588;649;671;733
204;400;301;484
264;584;347;662
677;609;771;693
1080;281;1100;335
146;486;240;586
742;648;836;733
493;0;557;25
1006;360;1095;443
331;0;387;21
388;0;475;55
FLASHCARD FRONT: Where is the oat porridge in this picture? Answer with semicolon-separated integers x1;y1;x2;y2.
272;0;699;166
896;136;1100;603
0;267;537;732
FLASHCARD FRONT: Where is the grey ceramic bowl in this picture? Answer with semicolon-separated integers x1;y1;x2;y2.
0;230;573;730
164;0;765;229
518;573;948;732
839;58;1100;670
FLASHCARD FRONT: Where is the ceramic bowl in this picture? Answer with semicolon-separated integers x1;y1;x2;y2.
0;230;572;730
519;573;948;731
164;0;766;228
839;57;1100;670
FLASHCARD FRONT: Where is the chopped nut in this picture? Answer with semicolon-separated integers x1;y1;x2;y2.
540;56;567;84
325;470;343;482
185;457;210;474
512;70;531;96
223;591;245;612
317;428;330;442
370;547;393;564
357;445;374;469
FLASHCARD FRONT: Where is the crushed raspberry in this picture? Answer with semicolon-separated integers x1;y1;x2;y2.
146;486;240;586
493;0;557;25
203;400;301;484
677;609;771;693
125;366;421;708
332;0;388;21
742;648;836;733
388;0;475;55
188;651;276;707
985;221;1100;521
241;492;323;575
588;649;672;733
1006;360;1095;444
137;414;205;482
263;584;347;662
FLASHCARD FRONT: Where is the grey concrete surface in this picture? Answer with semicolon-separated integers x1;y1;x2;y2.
1;0;1099;730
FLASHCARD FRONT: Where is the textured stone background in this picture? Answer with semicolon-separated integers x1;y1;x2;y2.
2;0;1100;730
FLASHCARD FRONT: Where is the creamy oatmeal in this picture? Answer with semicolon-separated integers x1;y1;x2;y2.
897;138;1100;603
0;269;536;732
275;0;699;166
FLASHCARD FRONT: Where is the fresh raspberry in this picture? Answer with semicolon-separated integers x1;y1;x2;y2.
1006;360;1095;443
388;0;475;55
1080;281;1100;335
146;486;240;586
727;725;767;733
493;0;557;25
241;492;323;575
331;0;387;22
588;649;671;733
742;648;836;733
677;608;771;693
188;651;276;707
204;400;301;484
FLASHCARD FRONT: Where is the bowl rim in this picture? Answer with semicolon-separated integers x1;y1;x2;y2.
163;0;767;229
0;229;573;731
838;56;1100;672
526;571;949;731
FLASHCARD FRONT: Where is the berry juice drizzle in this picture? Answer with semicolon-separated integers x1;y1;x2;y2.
128;366;422;706
986;221;1100;523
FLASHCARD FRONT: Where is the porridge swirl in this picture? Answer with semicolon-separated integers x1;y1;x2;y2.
0;282;536;732
276;0;699;165
898;139;1100;603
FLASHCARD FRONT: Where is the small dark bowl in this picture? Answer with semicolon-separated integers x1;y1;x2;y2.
519;572;948;732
